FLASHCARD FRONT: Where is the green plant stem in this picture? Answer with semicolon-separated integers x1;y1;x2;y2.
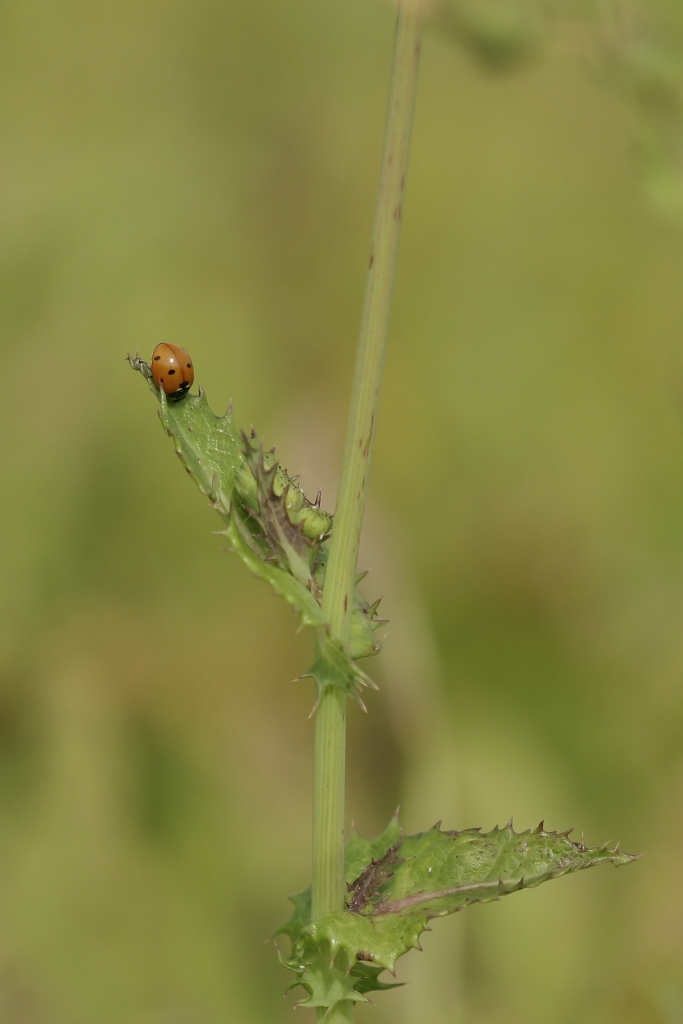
320;5;423;646
311;8;422;1021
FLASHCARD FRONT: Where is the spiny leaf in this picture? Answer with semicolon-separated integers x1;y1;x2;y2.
280;946;369;1011
366;821;638;927
276;816;640;1010
129;355;382;705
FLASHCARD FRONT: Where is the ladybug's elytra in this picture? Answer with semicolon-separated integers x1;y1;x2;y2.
151;343;194;401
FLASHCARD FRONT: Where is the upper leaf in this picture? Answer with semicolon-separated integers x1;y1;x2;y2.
129;354;385;705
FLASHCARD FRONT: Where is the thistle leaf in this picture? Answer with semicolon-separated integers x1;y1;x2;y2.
129;356;382;703
276;816;639;1010
285;947;369;1010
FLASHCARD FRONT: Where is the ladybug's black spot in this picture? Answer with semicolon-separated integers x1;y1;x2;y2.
154;355;161;360
187;363;192;368
167;368;176;375
168;381;191;403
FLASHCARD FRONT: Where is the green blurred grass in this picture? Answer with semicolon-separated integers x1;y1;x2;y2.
1;0;682;1021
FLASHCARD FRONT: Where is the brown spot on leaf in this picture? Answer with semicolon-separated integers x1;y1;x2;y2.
347;840;404;913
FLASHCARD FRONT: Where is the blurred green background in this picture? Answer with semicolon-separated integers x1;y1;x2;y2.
1;0;683;1021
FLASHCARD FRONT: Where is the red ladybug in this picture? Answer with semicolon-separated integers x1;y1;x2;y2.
151;343;194;401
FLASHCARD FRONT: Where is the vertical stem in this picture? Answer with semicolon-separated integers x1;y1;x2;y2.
311;10;422;1021
320;6;423;644
312;684;347;919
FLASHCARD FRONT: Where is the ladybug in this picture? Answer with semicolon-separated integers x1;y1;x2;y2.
151;343;194;401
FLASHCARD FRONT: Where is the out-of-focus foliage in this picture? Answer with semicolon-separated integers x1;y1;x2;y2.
437;0;683;218
0;0;682;1022
436;0;546;70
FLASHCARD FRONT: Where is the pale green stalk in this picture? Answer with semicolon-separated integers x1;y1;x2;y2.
312;6;423;1021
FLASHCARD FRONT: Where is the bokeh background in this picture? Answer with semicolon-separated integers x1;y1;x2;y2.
1;0;683;1021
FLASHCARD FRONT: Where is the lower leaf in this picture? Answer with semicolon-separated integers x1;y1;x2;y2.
276;816;639;1010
